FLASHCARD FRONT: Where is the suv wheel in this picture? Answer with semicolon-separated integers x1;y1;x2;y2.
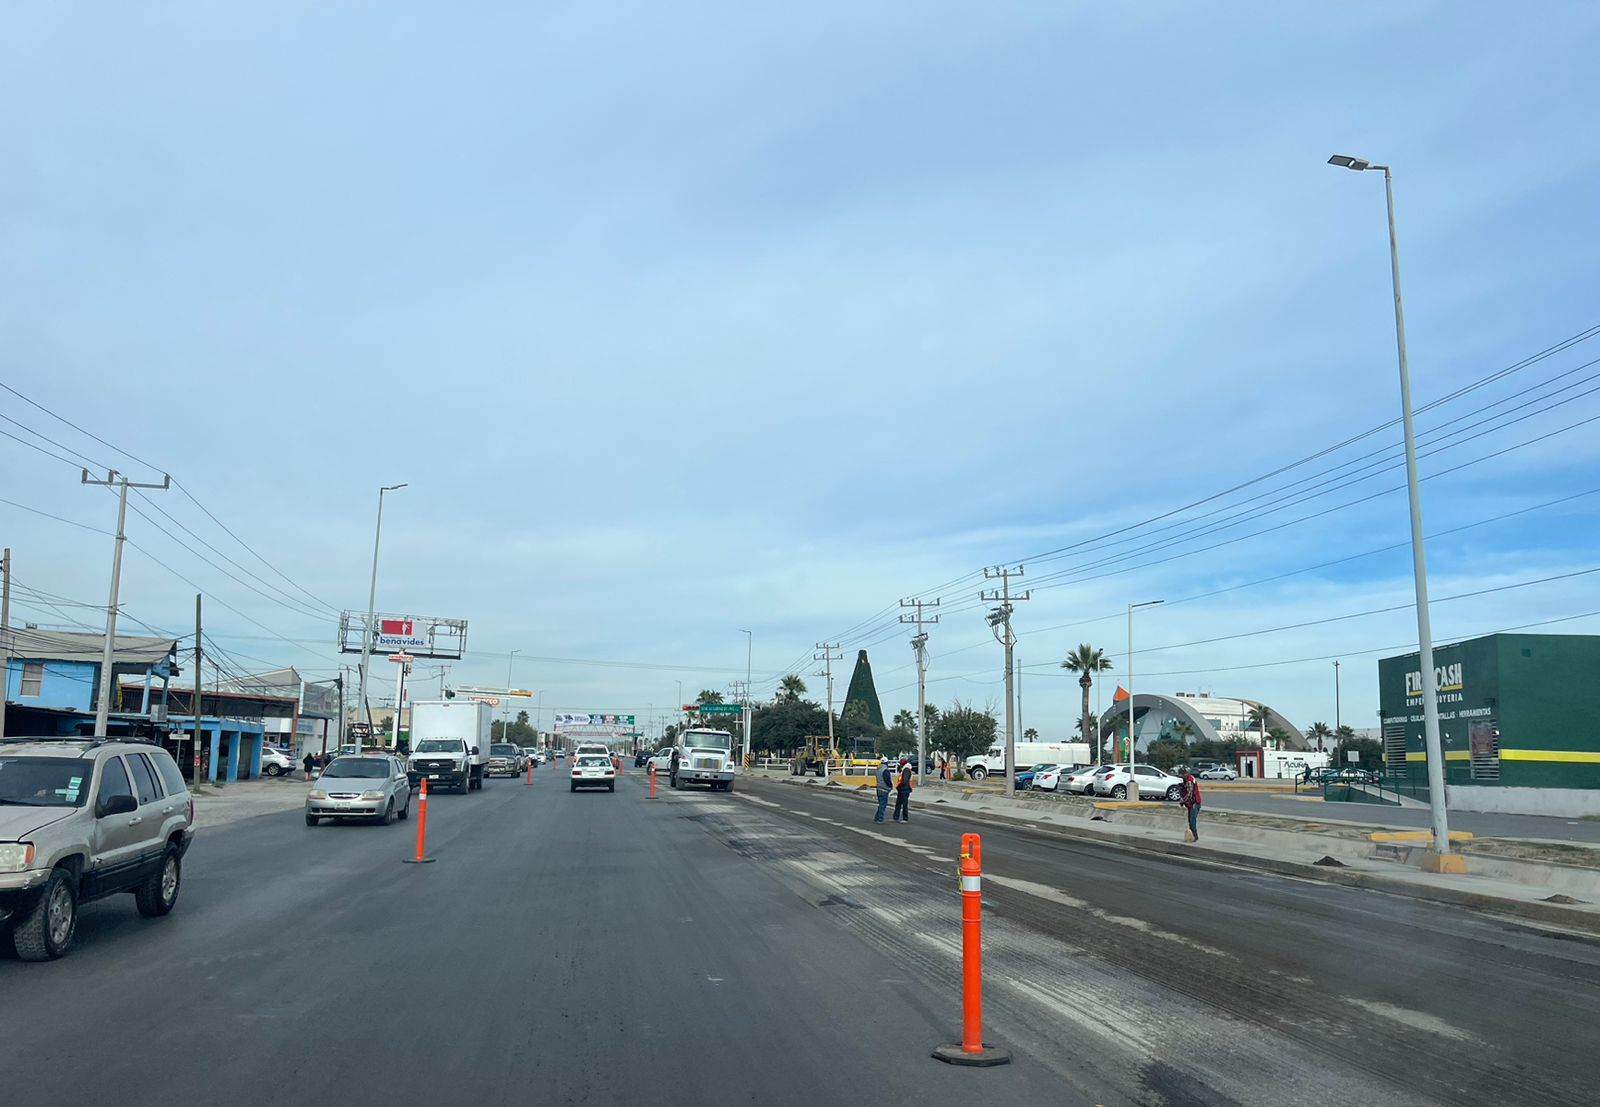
1111;784;1127;799
14;868;77;961
1165;785;1183;802
136;847;182;918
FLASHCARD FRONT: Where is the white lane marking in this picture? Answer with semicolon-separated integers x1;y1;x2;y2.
1342;998;1476;1041
740;796;782;809
986;874;1230;959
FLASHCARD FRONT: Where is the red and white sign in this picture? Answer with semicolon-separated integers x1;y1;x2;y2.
387;653;415;664
375;617;429;651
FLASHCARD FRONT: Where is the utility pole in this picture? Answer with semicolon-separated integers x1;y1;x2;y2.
1016;653;1023;741
192;594;203;783
740;629;753;767
357;483;407;741
900;598;941;779
1333;660;1343;742
82;468;170;737
981;567;1030;796
1125;599;1164;801
332;671;344;758
0;547;11;741
814;642;842;751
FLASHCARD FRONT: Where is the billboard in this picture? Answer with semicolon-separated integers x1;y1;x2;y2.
339;611;467;660
376;618;429;651
554;713;636;729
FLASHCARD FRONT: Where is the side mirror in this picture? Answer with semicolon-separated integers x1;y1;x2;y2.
470;747;480;757
97;793;138;818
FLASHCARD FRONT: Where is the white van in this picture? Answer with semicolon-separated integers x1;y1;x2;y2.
964;742;1089;781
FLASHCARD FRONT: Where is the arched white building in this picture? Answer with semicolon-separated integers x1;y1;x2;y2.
1098;691;1306;751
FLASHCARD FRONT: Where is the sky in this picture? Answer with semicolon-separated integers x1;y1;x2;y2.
3;3;1600;741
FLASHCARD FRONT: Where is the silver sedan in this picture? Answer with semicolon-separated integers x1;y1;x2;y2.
306;756;414;826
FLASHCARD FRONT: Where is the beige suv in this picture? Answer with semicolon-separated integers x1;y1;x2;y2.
0;737;195;961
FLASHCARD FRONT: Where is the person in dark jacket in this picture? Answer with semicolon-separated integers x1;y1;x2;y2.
302;752;317;780
892;759;914;822
1180;771;1203;842
874;758;893;823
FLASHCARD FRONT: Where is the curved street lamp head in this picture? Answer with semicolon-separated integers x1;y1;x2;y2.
381;482;408;493
1328;153;1387;173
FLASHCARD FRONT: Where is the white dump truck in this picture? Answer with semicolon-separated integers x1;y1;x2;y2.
669;727;737;791
406;699;493;794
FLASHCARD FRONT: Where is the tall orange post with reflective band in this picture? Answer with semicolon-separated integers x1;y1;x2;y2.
648;764;658;800
933;833;1009;1066
526;759;533;786
402;778;436;864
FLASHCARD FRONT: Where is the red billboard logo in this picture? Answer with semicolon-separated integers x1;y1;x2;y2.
380;618;414;637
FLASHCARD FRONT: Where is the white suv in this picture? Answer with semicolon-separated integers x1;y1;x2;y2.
1092;764;1185;801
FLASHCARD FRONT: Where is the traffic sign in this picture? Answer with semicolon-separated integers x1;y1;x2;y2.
698;703;743;716
388;653;414;664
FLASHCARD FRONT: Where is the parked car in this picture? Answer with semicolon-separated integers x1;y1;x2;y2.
1063;765;1116;795
259;745;296;777
1030;764;1088;792
306;756;413;826
1198;765;1239;781
487;743;524;777
1016;764;1058;790
570;753;617;793
0;737;195;961
1093;764;1186;801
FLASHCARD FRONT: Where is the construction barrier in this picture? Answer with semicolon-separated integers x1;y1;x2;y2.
402;778;436;865
648;764;658;800
932;834;1009;1066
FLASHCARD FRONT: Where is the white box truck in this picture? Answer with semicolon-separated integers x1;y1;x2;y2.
406;699;493;794
963;742;1089;781
669;727;736;791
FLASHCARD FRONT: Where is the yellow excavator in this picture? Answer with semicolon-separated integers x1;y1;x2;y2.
789;735;841;777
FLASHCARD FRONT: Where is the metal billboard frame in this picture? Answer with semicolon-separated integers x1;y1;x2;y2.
339;611;468;661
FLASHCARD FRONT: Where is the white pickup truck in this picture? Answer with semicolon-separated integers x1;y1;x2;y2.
669;728;736;792
963;742;1089;781
406;699;493;794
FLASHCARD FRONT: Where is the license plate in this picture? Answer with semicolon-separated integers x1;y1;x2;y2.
428;773;442;779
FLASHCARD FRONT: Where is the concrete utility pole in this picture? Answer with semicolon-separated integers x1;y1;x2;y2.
1328;154;1455;868
1125;599;1164;802
0;547;11;741
357;483;406;736
740;629;753;766
193;594;203;782
1333;660;1343;739
814;642;842;750
899;598;941;780
981;566;1030;796
82;468;170;737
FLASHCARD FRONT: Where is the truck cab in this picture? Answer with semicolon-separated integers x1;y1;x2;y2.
670;728;736;792
406;699;493;794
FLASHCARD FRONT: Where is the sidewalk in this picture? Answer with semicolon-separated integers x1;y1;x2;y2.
763;773;1600;935
190;776;311;830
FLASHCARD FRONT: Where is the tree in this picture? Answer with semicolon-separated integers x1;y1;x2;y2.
778;674;807;703
1305;721;1333;751
892;709;918;733
1023;727;1039;741
750;697;829;754
1245;705;1271;745
1334;724;1355;742
1169;720;1196;747
1334;734;1383;771
932;701;997;770
1061;644;1113;765
839;699;885;756
696;690;724;706
1146;736;1188;772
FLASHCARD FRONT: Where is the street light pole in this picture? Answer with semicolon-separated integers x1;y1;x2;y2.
739;629;752;766
1125;599;1164;802
1333;660;1342;740
1328;155;1454;866
356;483;407;739
505;648;521;742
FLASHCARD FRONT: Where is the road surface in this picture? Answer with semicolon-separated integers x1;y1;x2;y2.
3;767;1596;1105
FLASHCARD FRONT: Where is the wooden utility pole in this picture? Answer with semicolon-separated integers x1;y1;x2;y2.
193;593;204;783
0;547;11;740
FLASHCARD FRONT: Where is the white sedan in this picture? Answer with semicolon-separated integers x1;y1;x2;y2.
1199;765;1238;781
1092;764;1186;801
1030;764;1089;792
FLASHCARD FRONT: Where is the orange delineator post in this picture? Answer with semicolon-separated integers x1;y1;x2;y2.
403;778;436;864
932;833;1009;1066
526;759;533;786
648;764;657;799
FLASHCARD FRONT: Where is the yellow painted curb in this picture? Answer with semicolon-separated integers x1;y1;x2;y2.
1369;830;1473;844
1418;850;1468;874
1092;800;1149;810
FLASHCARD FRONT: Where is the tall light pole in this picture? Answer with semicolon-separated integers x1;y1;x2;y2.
505;648;521;741
739;629;752;766
1333;659;1342;743
1125;599;1164;802
1328;154;1455;868
357;483;407;736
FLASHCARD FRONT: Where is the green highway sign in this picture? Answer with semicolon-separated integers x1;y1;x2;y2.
697;703;743;716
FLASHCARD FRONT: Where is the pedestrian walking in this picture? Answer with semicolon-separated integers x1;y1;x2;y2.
892;758;913;822
874;758;893;823
1180;771;1203;842
302;752;317;780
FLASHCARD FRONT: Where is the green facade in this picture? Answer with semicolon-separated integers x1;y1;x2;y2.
1377;633;1600;791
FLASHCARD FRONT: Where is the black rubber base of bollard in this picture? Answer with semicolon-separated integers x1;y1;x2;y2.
931;1043;1012;1067
402;857;436;864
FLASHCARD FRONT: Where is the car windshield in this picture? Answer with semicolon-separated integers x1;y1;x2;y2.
0;756;91;807
492;745;519;756
684;734;731;751
577;756;611;767
415;740;465;753
323;758;389;778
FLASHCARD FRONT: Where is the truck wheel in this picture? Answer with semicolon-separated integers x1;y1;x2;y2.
459;776;471;795
969;766;987;781
13;868;77;961
135;846;182;918
724;781;734;793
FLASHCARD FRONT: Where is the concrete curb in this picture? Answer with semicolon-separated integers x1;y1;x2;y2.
767;776;1600;936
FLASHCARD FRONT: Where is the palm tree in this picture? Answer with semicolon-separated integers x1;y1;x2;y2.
1170;720;1197;748
1245;705;1271;746
892;708;918;733
1061;644;1113;765
778;674;807;703
1306;721;1333;751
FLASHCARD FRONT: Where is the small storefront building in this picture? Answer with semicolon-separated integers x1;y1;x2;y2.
1377;633;1600;816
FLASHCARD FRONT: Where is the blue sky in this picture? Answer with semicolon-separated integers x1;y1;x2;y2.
3;3;1599;738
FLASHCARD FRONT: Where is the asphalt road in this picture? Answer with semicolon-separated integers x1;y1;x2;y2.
4;768;1597;1105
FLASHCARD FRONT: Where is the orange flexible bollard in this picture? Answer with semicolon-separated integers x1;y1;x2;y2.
648;764;657;799
403;778;435;864
932;834;1009;1065
526;759;533;786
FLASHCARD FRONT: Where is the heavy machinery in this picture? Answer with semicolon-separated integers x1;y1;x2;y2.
789;735;841;776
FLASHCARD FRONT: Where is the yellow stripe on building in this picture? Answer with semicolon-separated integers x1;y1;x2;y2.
1404;749;1600;764
1403;751;1471;762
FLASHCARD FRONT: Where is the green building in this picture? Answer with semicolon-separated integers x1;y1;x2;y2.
1377;633;1600;816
